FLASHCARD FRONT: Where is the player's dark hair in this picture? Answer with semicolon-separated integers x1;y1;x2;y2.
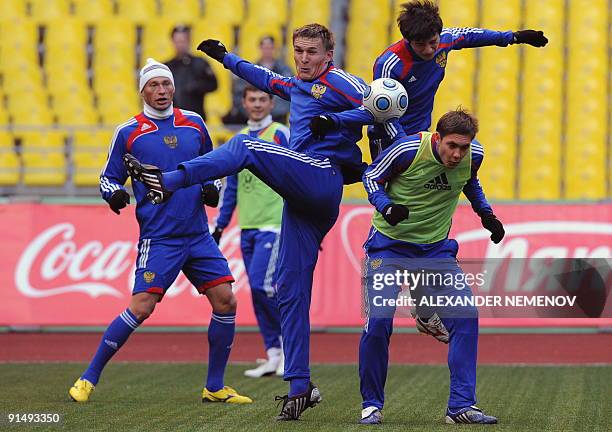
292;23;334;51
242;84;273;100
436;107;479;139
171;25;191;38
397;0;443;41
259;35;275;46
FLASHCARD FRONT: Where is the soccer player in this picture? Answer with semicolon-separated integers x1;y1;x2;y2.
123;24;368;420
358;109;505;425
213;85;289;378
68;58;251;405
308;0;548;159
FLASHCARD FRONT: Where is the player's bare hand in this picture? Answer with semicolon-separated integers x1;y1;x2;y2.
197;39;228;63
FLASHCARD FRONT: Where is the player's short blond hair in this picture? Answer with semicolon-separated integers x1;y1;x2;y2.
292;23;335;51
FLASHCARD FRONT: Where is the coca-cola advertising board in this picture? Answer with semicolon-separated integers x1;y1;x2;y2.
1;202;610;327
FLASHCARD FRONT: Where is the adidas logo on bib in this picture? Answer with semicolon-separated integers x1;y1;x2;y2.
424;173;451;191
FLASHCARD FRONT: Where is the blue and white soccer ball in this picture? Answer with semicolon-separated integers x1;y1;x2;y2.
362;78;408;122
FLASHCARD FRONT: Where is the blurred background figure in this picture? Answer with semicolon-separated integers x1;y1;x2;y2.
165;25;218;120
222;36;291;125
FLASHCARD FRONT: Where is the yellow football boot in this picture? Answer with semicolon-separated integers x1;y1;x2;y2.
202;386;253;404
69;378;95;402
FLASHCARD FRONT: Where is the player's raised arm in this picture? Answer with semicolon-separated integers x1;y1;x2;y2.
446;26;548;50
100;125;131;215
198;39;293;101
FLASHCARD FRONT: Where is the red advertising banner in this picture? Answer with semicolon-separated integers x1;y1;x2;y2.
0;202;610;327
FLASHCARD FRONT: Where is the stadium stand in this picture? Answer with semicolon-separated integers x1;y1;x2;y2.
0;0;608;200
518;0;564;200
475;0;520;200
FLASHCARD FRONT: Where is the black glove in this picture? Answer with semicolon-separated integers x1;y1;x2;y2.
341;162;367;185
108;189;130;215
381;204;409;226
309;115;336;139
211;227;223;244
197;39;228;63
481;213;505;244
201;183;220;207
513;30;548;47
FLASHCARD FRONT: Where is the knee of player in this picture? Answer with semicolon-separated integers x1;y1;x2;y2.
228;133;250;147
211;290;237;313
129;303;156;321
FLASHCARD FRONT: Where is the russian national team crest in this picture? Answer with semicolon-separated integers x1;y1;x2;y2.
163;135;178;148
370;258;383;270
311;84;327;99
435;51;447;68
143;271;156;283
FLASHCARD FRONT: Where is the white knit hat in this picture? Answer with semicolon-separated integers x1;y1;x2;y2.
139;58;174;92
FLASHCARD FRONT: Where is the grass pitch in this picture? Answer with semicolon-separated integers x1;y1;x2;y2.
0;363;610;431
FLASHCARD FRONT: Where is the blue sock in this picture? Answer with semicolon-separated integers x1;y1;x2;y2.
163;169;186;192
81;309;142;385
290;378;310;397
206;312;236;392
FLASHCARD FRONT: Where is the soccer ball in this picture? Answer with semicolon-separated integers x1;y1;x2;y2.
362;78;408;122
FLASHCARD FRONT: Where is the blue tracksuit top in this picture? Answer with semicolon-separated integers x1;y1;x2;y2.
100;108;218;239
329;27;514;134
222;53;366;170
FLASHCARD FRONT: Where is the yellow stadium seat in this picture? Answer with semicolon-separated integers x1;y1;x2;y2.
141;18;180;62
44;19;87;60
205;0;245;26
73;150;108;186
8;90;54;126
72;0;115;22
115;0;159;22
518;0;563;200
239;21;283;63
19;131;66;150
476;0;520;200
73;129;115;150
245;0;285;25
29;0;70;21
159;0;202;21
0;151;20;185
345;0;391;80
93;19;137;56
0;131;15;149
289;0;330;28
22;151;66;186
564;0;607;199
0;1;27;20
54;96;99;127
0;18;39;67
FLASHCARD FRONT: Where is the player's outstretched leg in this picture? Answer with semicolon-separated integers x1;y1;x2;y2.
202;283;252;404
69;294;156;402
